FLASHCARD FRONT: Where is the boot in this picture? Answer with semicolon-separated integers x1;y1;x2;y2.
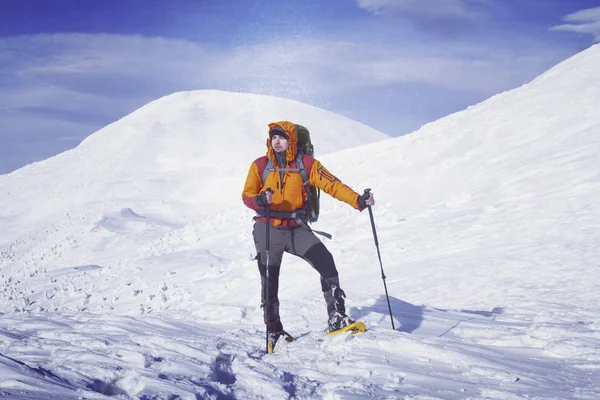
322;277;354;332
258;260;283;333
262;299;283;333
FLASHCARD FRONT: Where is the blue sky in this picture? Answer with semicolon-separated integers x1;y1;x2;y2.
1;0;600;173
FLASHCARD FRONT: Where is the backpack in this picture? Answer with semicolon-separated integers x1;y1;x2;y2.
261;124;321;223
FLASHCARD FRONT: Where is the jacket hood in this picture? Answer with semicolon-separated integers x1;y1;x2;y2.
266;121;298;165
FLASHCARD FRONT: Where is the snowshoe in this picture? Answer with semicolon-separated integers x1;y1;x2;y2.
327;321;367;336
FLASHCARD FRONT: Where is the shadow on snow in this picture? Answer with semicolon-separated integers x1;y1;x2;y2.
350;295;504;335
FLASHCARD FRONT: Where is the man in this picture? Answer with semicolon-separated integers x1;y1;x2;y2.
242;121;375;343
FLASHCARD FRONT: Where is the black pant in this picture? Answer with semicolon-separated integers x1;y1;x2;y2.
253;223;339;331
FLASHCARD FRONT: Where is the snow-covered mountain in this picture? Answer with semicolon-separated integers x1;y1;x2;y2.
1;44;600;399
1;90;388;226
0;91;389;316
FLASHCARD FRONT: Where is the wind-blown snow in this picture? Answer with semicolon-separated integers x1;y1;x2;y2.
1;44;600;399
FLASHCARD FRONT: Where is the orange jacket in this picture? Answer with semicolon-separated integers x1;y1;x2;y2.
242;121;363;227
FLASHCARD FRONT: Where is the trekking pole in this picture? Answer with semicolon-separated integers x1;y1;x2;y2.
364;189;395;330
264;189;273;353
265;202;271;353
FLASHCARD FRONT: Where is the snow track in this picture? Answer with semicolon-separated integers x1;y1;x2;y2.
1;305;598;399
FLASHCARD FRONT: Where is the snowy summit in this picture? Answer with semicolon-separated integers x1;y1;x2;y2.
1;44;600;399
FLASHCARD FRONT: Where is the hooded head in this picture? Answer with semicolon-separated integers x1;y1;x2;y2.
266;121;298;164
269;125;289;141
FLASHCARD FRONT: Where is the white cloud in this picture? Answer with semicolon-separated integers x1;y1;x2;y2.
1;31;567;105
563;6;600;23
355;0;487;19
551;7;600;43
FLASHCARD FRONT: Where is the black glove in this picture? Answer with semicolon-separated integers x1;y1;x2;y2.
255;189;273;207
357;191;371;209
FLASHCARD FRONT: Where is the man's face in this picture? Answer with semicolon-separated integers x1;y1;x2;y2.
271;134;289;152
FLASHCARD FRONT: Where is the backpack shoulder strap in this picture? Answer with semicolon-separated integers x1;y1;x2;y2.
256;156;273;185
296;152;314;184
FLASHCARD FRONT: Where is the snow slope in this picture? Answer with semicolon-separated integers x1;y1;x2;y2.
1;44;600;399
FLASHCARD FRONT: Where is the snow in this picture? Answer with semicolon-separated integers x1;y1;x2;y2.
1;43;600;399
